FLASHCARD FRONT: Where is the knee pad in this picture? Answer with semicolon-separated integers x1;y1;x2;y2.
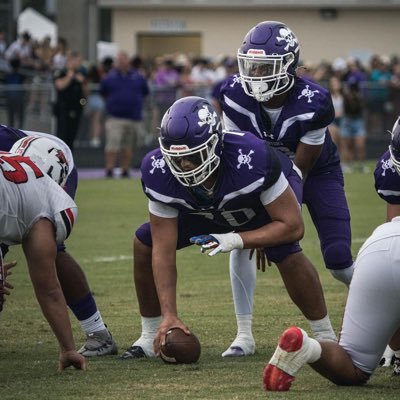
323;241;353;270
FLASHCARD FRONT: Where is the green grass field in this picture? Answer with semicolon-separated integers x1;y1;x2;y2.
1;163;399;400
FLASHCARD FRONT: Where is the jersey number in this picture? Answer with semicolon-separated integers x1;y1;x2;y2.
196;208;257;227
0;154;44;183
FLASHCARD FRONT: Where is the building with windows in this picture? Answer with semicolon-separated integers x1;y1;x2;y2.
91;0;400;65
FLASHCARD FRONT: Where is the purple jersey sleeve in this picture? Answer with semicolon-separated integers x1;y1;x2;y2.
374;150;400;204
220;75;340;176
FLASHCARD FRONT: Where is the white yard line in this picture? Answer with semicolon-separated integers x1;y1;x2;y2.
82;237;369;263
81;255;133;263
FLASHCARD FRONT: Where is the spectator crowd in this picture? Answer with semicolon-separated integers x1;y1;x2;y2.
1;29;400;174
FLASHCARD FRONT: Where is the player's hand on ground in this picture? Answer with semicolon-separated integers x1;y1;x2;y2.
0;279;14;295
153;316;190;356
190;233;243;256
249;249;271;272
58;350;88;371
1;261;17;293
0;261;17;311
3;260;17;275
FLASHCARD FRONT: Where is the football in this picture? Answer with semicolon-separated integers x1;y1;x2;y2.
160;328;201;364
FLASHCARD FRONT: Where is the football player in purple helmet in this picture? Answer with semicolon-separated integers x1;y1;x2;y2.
218;21;351;356
374;116;400;373
376;116;400;221
237;21;300;102
120;96;333;360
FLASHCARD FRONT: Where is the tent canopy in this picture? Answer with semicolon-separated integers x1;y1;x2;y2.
17;7;57;45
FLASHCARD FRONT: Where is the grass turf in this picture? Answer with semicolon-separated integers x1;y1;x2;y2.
1;163;398;399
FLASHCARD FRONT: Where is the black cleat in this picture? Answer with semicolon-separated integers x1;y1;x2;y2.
393;357;400;376
119;345;147;360
380;354;395;367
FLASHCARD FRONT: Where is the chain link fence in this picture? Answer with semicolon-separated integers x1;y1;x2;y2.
0;81;394;168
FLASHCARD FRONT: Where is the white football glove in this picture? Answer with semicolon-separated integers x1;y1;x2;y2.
190;233;244;256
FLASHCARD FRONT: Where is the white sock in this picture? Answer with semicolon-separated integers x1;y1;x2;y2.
330;263;355;286
80;311;106;334
383;345;394;357
222;315;255;357
394;349;400;358
133;316;161;357
236;314;253;338
308;314;337;342
306;335;323;364
229;249;256;315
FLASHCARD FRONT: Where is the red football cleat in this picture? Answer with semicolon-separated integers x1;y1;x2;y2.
263;326;309;391
264;363;295;391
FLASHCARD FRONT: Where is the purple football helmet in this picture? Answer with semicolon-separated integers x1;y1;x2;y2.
237;21;300;102
389;116;400;174
159;96;223;187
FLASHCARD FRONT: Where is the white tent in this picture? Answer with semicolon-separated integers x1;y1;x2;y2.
17;7;57;45
97;41;119;62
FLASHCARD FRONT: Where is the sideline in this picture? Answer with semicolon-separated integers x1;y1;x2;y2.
77;168;141;179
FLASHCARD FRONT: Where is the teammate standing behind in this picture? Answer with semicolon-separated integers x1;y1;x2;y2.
0;150;86;371
219;21;352;356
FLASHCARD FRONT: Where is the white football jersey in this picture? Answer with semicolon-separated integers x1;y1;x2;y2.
339;217;400;374
0;153;77;246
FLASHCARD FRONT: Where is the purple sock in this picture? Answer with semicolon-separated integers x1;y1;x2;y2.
68;292;97;321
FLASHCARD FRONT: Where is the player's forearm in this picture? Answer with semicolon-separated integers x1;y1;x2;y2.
239;220;304;248
34;285;76;352
294;143;323;180
152;256;178;317
23;223;76;352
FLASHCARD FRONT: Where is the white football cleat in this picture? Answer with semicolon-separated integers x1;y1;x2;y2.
222;335;255;357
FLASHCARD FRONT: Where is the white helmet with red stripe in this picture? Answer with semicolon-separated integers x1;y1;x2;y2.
10;136;70;186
